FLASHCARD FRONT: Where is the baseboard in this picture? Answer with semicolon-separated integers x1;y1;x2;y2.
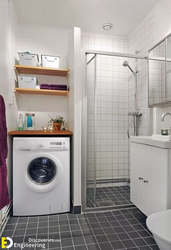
72;205;81;214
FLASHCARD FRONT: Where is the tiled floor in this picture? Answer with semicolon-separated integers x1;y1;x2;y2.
87;186;132;208
1;207;159;250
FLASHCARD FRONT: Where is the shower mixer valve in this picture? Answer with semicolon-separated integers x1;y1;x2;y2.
128;110;142;117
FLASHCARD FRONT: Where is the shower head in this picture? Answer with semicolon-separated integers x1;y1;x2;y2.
122;61;137;74
123;61;129;67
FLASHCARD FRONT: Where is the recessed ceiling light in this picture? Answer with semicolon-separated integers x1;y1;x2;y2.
102;23;113;31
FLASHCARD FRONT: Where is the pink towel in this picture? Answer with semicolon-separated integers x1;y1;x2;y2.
0;95;10;210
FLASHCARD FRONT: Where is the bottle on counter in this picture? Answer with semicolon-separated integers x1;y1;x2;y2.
18;114;24;131
25;113;35;130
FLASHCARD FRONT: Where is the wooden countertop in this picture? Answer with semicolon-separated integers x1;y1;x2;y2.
8;130;73;135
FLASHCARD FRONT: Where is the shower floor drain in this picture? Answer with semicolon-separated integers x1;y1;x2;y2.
86;186;132;208
96;200;114;207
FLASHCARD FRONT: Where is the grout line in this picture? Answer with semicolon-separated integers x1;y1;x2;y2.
47;215;49;249
34;216;39;250
57;214;62;250
77;214;89;250
22;217;29;245
86;213;104;250
11;217;19;238
67;214;75;250
94;212;121;250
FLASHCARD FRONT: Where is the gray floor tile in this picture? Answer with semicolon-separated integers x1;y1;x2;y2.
2;207;159;250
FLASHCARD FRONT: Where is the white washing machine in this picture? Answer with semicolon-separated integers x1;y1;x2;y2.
13;137;70;216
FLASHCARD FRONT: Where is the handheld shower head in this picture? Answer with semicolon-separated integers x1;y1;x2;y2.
123;61;129;67
122;61;137;74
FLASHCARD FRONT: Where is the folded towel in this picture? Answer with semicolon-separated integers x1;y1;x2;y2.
40;84;49;87
49;86;67;90
40;84;67;90
0;95;10;209
40;84;49;89
49;84;67;88
40;87;49;90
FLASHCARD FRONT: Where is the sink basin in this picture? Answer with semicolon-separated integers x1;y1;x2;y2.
130;136;171;148
152;134;171;141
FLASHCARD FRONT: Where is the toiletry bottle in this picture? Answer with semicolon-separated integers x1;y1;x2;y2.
18;114;24;131
27;114;32;127
25;113;35;130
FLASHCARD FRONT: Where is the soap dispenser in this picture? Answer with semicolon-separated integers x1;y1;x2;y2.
25;113;35;130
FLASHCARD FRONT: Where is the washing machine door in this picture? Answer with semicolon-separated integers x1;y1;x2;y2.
28;157;56;184
24;153;62;193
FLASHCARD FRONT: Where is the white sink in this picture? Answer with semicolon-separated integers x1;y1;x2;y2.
152;134;171;141
130;135;171;148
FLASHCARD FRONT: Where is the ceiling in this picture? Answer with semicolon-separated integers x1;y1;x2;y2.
13;0;161;37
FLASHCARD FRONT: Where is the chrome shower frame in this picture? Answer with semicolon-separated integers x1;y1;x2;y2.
82;49;147;212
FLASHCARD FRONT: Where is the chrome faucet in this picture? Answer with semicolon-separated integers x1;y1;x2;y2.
161;112;171;121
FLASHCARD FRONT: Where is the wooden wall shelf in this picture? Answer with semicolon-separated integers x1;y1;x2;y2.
14;65;69;77
14;88;69;96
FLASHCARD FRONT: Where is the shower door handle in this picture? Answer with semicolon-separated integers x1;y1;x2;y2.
139;177;143;180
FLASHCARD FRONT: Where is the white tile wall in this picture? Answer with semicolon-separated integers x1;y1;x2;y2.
129;12;156;136
82;33;128;53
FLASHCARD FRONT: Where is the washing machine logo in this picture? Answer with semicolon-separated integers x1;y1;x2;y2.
1;237;13;248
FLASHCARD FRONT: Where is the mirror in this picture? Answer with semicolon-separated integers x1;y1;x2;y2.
166;36;171;101
148;39;166;106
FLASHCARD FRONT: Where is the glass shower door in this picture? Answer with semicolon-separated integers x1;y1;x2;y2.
85;53;132;210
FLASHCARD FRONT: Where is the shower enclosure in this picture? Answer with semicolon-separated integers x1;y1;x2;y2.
82;50;146;212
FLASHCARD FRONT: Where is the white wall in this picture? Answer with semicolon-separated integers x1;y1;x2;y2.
0;0;18;190
68;32;74;204
68;28;82;208
154;0;171;44
0;0;18;224
0;0;18;127
153;107;171;134
16;25;70;128
73;28;82;207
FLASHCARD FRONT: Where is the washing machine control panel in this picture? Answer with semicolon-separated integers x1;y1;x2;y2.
37;141;69;150
50;141;67;149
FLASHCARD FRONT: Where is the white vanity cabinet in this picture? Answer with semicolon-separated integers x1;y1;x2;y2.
130;137;171;217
